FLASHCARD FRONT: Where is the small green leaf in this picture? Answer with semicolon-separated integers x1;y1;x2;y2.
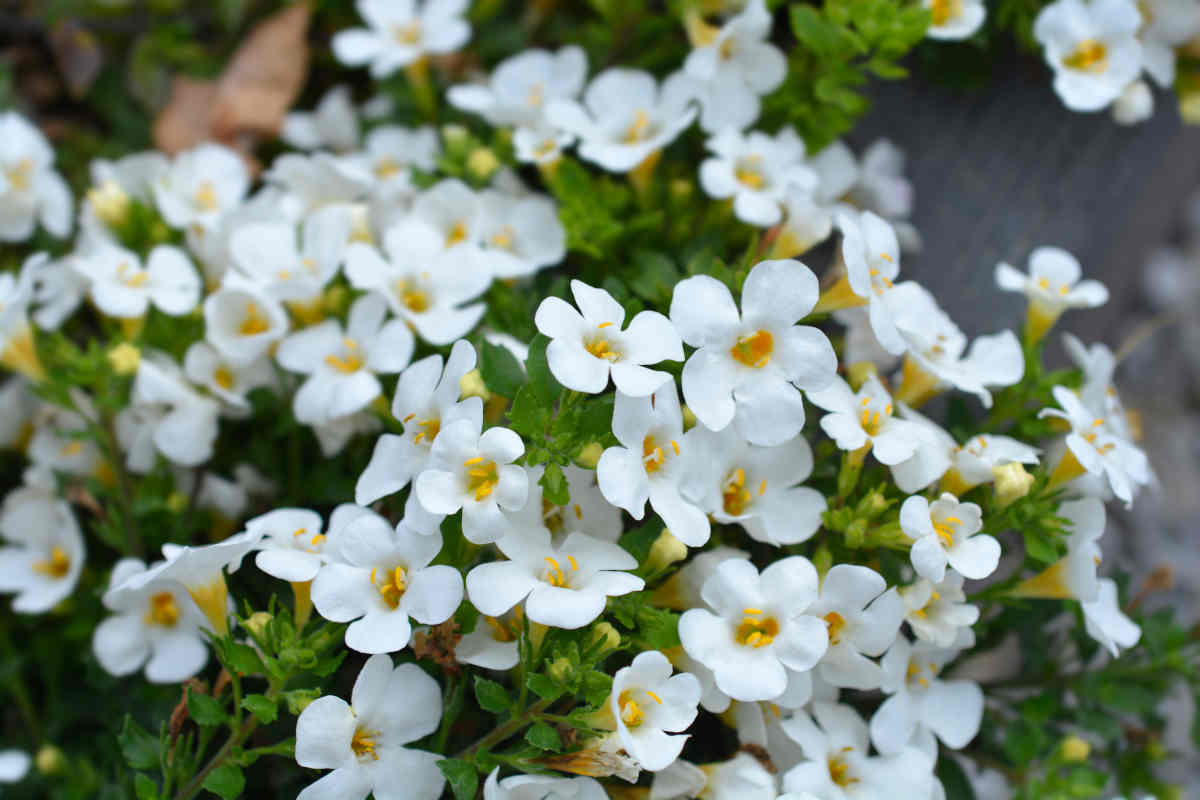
1022;529;1060;564
242;694;278;725
473;676;512;714
479;339;525;398
118;716;160;770
201;763;245;800
437;758;479;800
283;688;322;715
223;641;265;676
935;755;976;800
540;462;570;506
526;673;565;702
134;774;160;800
581;672;614;707
525;721;563;752
187;687;227;727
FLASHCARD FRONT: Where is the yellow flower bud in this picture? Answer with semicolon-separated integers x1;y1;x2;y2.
35;744;66;775
575;442;604;469
459;368;490;401
681;404;698;431
467;147;501;181
1060;735;1091;762
441;124;470;149
590;622;621;654
646;530;688;572
165;491;188;514
107;342;141;376
86;180;131;228
992;462;1035;508
244;611;273;639
547;656;574;683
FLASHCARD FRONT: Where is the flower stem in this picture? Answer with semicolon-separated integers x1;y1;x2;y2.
454;697;554;760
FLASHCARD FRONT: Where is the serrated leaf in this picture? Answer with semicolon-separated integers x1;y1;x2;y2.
525;721;563;752
223;641;265;676
241;693;278;725
474;676;512;714
437;758;479;800
527;673;565;702
201;763;244;800
187;687;227;727
1023;529;1060;564
283;687;322;715
540;462;570;506
119;716;160;770
581;672;614;707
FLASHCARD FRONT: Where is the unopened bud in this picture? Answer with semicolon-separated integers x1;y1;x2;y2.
1060;735;1090;762
322;284;350;314
441;124;470;149
467;147;501;181
669;178;693;204
575;442;603;469
107;342;141;375
165;491;188;514
590;622;621;654
992;462;1034;508
87;180;130;228
35;744;66;775
459;368;489;400
846;361;877;391
646;529;688;572
244;611;272;639
547;656;573;683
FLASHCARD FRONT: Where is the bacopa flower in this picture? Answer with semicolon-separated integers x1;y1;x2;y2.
276;293;415;425
995;246;1108;342
414;418;528;544
456;608;522;671
809;564;906;691
476;189;567;279
670;259;836;447
0;487;85;613
482;768;609;800
596;383;711;547
900;493;999;582
229;206;351;303
609;651;701;772
203;276;290;366
679;556;828;702
466;527;642;630
0;111;72;242
182;342;273;409
1011;497;1106;601
71;242;201;320
92;557;209;683
281;84;361;153
923;0;986;39
332;0;472;79
118;354;220;472
1034;0;1143;112
815;210;905;354
807;374;924;465
1082;577;1141;656
698;127;817;227
899;573;980;648
507;464;623;543
354;125;439;193
535;279;682;396
295;654;445;800
153;143;249;232
448;45;588;131
0;751;30;785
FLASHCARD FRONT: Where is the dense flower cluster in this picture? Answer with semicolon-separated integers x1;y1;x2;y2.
0;2;1189;800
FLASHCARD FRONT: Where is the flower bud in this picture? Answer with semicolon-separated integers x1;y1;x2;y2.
459;368;490;401
590;622;621;654
575;442;604;469
107;342;141;376
441;124;470;151
165;491;189;514
467;147;501;181
35;744;66;775
547;656;574;683
1059;735;1090;762
681;404;698;431
846;361;877;391
244;611;272;639
86;180;130;228
992;462;1034;508
646;530;688;572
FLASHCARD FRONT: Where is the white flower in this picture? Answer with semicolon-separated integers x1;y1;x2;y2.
887;281;1024;408
679;556;828;702
507;464;623;543
650;753;777;800
92;557;209;683
119;355;220;471
250;506;360;584
82;151;167;238
826;209;906;353
0;487;85;613
1034;0;1143;112
653;546;750;614
671;259;836;446
681;425;825;546
71;241;200;319
1111;78;1154;124
356;340;483;508
277;293;414;425
899;573;980;648
890;403;1040;494
1064;333;1139;443
183;342;274;410
332;0;471;79
295;654;444;800
699;127;817;227
466;526;642;629
1139;0;1200;87
344;219;490;345
0;111;72;241
845;141;919;249
1011;497;1106;601
282;85;361;153
1082;577;1141;656
449;45;588;131
0;377;34;449
683;0;787;133
264;152;372;213
995;246;1108;341
807;374;924;464
871;637;984;754
314;409;383;458
610;651;702;771
414;419;527;544
0;268;42;381
547;69;698;173
809;564;906;690
409;178;486;252
596;384;711;546
477;189;566;278
456;608;522;671
26;402;101;484
0;751;30;784
513;124;577;166
901;493;999;582
536;280;682;396
923;0;986;39
229;206;352;302
1039;385;1153;506
25;252;87;330
781;702;934;799
355;125;439;193
203;275;290;365
483;768;609;800
311;510;463;654
153;143;249;232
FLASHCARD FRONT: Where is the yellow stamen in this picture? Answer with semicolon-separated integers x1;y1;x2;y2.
351;726;380;761
567;555;579;571
213;366;235;390
32;546;70;579
376;565;408;609
824;611;847;645
729;329;773;368
393;278;431;313
193;181;219;212
642;436;666;473
930;0;963;25
735;612;779;648
622;110;652;144
5;158;34;191
1064;39;1108;72
544;557;568;587
585;336;620;362
238;303;271;336
646;690;663;704
466;459;499;501
145;591;180;627
392;21;421;45
446;221;469;247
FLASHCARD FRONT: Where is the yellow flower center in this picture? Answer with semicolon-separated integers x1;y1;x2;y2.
32;546;70;579
721;467;766;516
193;181;219;212
542;555;580;588
464;456;499;501
371;565;408;609
932;515;961;548
324;338;364;374
930;0;963;25
446;221;469;247
375;157;403;178
641;435;678;474
1064;39;1108;72
351;726;380;761
292;527;326;552
622;110;653;144
117;262;150;288
824;611;847;645
729;329;773;368
392;21;421;45
6;158;34;191
906;659;938;688
404;413;440;445
490;227;516;251
858;396;893;436
735;156;765;190
393;279;431;313
484;615;518;642
735;608;779;648
238;303;271;336
213;366;235;390
618;689;662;729
145;591;180;627
829;749;858;787
59;440;84;458
586;323;621;362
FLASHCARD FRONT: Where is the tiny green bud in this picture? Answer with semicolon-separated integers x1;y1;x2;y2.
467;147;501;181
590;622;621;654
1059;735;1090;762
812;543;833;578
244;611;272;639
35;744;66;775
442;124;470;149
547;656;573;683
855;489;889;520
992;462;1034;508
681;405;698;431
575;442;604;469
107;342;141;375
165;491;188;514
646;530;688;572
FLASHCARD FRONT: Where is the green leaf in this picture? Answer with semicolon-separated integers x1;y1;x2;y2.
201;763;245;800
527;673;566;702
626;250;680;306
223;641;265;676
187;687;227;727
525;721;563;752
241;694;278;725
479;340;526;398
935;753;976;800
118;716;160;770
1022;529;1060;564
437;758;479;800
134;773;160;800
474;676;512;714
283;688;322;716
581;671;614;707
540;462;571;506
1002;717;1047;765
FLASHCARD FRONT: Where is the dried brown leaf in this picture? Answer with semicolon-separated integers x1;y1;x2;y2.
49;21;104;98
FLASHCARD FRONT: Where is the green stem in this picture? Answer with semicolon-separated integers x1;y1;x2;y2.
454;698;554;760
172;718;259;800
101;412;143;558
